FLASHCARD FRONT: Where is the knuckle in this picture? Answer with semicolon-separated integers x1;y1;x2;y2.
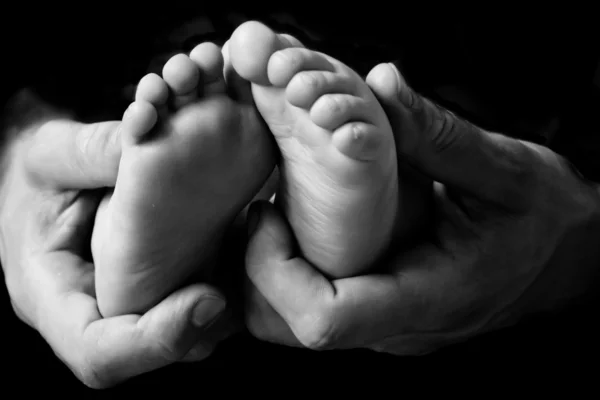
425;102;461;155
73;124;96;177
494;138;539;208
293;310;338;351
76;356;110;389
404;87;418;109
508;143;537;188
155;335;185;363
509;143;538;186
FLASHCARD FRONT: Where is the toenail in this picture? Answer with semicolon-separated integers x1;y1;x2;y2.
386;63;403;98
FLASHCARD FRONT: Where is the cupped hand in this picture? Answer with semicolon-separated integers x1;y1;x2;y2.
0;91;233;388
242;64;600;354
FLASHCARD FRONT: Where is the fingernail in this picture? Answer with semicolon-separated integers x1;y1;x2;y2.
386;63;416;108
182;342;213;362
192;296;226;328
386;63;401;96
247;202;263;237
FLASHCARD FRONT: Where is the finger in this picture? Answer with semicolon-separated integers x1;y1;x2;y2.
243;274;302;347
42;190;103;256
366;63;536;210
245;201;335;348
25;119;122;190
245;201;461;351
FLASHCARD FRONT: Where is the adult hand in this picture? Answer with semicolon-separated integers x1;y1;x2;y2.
0;90;232;388
243;64;600;354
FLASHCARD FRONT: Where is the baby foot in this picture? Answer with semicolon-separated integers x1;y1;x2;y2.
92;42;276;317
229;21;399;278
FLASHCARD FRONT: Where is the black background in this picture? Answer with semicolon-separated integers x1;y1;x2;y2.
1;5;599;394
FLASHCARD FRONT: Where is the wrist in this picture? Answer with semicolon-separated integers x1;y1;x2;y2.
525;191;600;315
489;180;600;334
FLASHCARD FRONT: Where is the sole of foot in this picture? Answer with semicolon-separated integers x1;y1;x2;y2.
229;21;399;278
92;42;276;317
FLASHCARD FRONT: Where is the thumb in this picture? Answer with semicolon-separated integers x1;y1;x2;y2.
366;63;535;209
245;201;339;348
137;284;227;362
26;119;122;190
69;283;226;388
245;200;298;264
100;284;226;380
